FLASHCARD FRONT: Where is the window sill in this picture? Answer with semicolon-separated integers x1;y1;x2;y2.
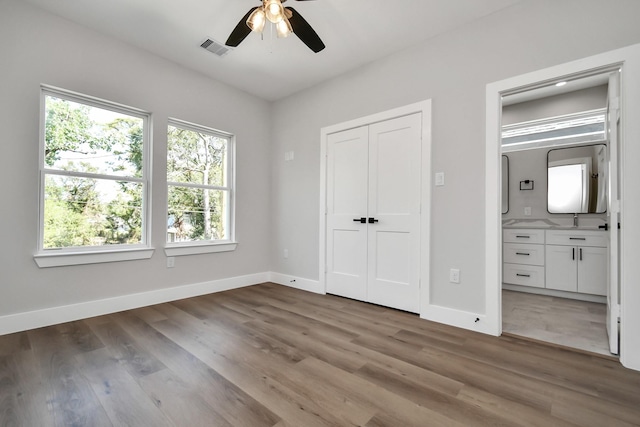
164;241;238;257
34;247;155;268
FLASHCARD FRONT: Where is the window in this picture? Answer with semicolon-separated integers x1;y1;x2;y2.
501;109;606;152
35;86;152;267
166;119;235;255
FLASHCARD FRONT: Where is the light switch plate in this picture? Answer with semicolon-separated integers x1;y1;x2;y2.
524;207;532;216
435;172;445;186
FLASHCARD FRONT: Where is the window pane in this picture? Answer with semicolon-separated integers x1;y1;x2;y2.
167;125;228;187
44;175;143;248
167;186;228;242
44;96;144;178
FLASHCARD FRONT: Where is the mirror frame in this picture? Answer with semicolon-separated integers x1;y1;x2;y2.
546;143;607;214
501;155;509;214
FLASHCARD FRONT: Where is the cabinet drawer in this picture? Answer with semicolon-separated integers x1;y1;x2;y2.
503;229;545;244
503;243;544;266
545;230;607;247
503;264;545;288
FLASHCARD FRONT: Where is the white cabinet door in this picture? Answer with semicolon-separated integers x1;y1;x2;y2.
545;245;578;292
367;114;421;313
578;246;608;295
326;126;369;301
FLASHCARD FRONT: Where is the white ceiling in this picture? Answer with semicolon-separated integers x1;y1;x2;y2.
503;72;612;106
23;0;521;101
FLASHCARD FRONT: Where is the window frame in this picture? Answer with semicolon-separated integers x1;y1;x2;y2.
164;118;236;257
34;85;153;268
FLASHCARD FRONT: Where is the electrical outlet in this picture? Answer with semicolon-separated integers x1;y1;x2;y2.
449;268;460;284
167;257;175;268
284;249;288;259
524;206;532;216
435;172;445;186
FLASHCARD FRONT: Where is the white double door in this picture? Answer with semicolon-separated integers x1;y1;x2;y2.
325;113;421;313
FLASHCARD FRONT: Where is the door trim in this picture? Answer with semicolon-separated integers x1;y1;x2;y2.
319;100;432;316
485;43;640;371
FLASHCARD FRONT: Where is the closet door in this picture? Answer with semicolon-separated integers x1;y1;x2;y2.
325;126;369;301
367;113;421;313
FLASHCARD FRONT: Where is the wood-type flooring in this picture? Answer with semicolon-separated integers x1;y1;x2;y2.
1;282;639;426
502;289;611;356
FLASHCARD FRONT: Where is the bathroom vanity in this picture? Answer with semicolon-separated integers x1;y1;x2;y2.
503;227;608;300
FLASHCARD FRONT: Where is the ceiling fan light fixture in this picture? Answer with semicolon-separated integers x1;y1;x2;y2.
246;7;266;32
276;16;293;38
265;0;285;23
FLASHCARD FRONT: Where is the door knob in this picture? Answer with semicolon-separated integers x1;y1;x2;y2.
353;217;366;223
368;217;379;224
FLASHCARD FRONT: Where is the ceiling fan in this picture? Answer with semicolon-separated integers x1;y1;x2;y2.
225;0;325;53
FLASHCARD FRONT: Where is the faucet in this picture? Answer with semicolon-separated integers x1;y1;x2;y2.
573;213;578;228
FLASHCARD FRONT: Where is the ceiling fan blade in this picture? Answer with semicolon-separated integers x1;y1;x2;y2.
225;7;259;47
286;7;325;53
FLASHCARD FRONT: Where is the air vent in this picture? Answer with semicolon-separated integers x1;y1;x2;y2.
200;38;231;57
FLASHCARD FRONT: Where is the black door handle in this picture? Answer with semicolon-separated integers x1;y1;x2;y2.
353;217;366;223
368;217;379;224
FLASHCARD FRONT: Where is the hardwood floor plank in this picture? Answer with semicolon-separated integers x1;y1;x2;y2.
246;318;366;372
353;362;518;426
0;351;57;427
89;320;166;378
136;369;234;427
1;283;639;426
295;357;467;427
27;323;112;427
0;331;30;357
551;400;638;427
74;347;173;426
115;311;281;427
456;385;578;427
149;318;346;427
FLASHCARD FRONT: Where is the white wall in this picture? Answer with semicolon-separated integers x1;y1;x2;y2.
270;0;640;317
0;1;272;320
3;0;640;368
503;85;607;125
503;146;608;224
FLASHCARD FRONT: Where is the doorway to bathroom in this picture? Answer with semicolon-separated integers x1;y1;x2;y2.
498;69;619;357
486;43;640;371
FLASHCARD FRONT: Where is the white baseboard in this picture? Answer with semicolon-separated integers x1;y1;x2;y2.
421;303;498;336
0;272;269;336
268;272;324;294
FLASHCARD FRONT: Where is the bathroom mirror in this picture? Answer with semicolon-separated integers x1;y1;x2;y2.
502;155;509;214
547;144;607;213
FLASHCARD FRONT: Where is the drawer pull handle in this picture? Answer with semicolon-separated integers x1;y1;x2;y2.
515;252;530;256
580;248;583;261
515;235;530;238
569;237;586;240
516;274;531;277
572;247;575;260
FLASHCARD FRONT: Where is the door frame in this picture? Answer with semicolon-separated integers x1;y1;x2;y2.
319;100;432;315
485;43;640;371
